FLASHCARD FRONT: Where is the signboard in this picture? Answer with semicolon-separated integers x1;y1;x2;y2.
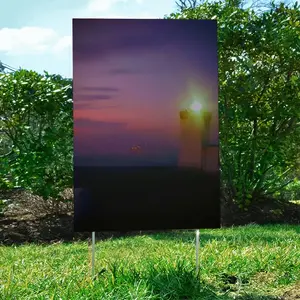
73;19;220;232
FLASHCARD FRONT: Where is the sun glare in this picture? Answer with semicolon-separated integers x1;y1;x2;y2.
190;101;202;112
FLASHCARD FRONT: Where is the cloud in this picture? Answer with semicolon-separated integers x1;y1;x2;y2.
108;68;141;75
74;86;120;102
86;0;128;13
73;99;119;110
85;0;144;15
53;36;72;54
80;87;120;92
95;12;158;19
74;102;118;109
79;95;113;101
0;27;71;56
74;102;94;109
74;118;126;129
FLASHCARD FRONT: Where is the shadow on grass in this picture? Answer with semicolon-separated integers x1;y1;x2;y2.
145;225;300;246
93;260;281;299
94;260;226;299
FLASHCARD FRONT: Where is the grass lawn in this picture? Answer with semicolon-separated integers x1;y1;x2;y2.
0;224;299;299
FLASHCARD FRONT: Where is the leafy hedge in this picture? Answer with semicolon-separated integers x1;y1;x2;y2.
0;71;73;200
0;1;299;211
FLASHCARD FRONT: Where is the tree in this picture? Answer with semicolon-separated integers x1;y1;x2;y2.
176;0;201;10
0;70;73;200
168;0;300;208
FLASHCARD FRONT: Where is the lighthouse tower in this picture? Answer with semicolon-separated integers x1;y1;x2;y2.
178;108;217;172
200;111;218;172
178;109;203;168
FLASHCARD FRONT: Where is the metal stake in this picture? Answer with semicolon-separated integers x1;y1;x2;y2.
91;231;95;278
195;229;200;275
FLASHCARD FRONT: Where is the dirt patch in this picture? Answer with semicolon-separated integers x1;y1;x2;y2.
0;189;88;244
0;213;77;244
281;282;300;300
1;189;299;245
221;198;300;226
0;189;173;245
252;271;276;285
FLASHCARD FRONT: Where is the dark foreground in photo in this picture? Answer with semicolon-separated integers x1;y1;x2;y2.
74;167;220;232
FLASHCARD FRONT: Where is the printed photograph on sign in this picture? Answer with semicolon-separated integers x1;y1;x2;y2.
73;19;220;232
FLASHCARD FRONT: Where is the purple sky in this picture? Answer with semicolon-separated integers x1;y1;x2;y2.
73;19;218;167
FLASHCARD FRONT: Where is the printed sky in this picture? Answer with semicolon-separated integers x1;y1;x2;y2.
73;19;218;166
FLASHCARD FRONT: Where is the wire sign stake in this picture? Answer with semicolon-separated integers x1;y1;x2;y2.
195;229;200;276
91;231;96;278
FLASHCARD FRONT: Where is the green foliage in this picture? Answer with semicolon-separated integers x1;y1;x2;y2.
1;1;299;212
168;1;300;208
0;70;73;200
285;179;300;201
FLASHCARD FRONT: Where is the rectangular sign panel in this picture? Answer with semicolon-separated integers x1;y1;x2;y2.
73;19;220;232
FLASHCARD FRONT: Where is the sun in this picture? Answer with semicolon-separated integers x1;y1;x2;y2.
190;101;202;112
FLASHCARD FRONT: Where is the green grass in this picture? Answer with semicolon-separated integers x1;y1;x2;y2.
0;224;299;299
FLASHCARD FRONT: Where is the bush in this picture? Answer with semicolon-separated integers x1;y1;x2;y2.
0;70;73;200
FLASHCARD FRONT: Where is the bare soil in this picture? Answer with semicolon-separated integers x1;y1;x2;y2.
0;189;299;246
0;189;174;245
281;282;300;300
